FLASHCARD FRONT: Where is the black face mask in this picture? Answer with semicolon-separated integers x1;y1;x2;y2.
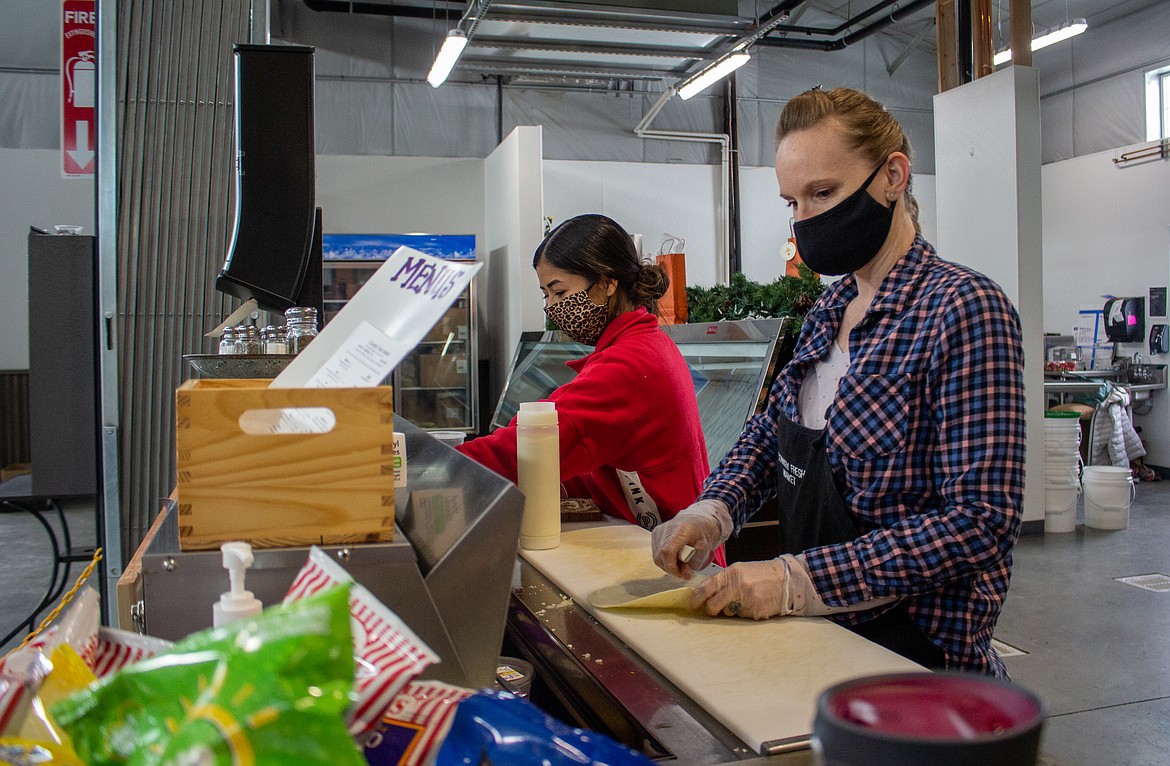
792;162;895;277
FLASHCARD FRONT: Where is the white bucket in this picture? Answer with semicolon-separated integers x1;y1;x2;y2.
1048;456;1081;472
1045;440;1082;455
1043;464;1081;484
1082;466;1135;530
1044;440;1080;454
1043;483;1078;533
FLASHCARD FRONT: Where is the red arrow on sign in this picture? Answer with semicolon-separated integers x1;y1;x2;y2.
68;120;94;170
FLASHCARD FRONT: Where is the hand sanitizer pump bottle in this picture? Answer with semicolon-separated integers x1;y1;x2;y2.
212;541;263;628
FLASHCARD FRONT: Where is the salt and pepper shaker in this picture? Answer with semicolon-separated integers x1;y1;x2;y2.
284;307;319;355
263;325;288;354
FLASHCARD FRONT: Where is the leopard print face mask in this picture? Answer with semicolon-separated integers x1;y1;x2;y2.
545;283;609;346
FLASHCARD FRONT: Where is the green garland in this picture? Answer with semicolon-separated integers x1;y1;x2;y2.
685;264;825;339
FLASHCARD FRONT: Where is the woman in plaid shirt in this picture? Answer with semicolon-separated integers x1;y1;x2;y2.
652;87;1025;677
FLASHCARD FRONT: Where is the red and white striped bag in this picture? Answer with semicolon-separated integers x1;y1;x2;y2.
0;585;102;736
0;631;54;735
361;680;473;766
88;628;173;679
285;547;439;736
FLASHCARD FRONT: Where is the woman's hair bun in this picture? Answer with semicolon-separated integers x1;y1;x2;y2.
633;262;670;305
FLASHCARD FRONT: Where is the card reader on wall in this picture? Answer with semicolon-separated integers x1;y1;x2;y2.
1104;297;1145;342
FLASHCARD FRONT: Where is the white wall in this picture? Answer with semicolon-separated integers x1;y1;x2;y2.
484;127;546;403
1042;142;1170;464
543;160;723;287
934;67;1045;526
315;155;485;240
0;148;95;369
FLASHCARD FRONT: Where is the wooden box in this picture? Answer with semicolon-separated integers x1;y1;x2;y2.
175;379;395;551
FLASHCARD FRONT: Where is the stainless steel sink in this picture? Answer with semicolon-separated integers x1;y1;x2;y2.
1127;364;1166;385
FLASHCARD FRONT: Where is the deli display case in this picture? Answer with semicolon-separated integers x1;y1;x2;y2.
323;244;479;433
492;318;791;470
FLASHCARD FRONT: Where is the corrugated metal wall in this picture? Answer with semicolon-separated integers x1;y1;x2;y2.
0;371;30;469
116;0;251;555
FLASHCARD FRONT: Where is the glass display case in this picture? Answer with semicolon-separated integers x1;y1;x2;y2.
492;318;790;469
323;260;479;433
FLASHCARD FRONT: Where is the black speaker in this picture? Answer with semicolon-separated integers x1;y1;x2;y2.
27;231;99;497
216;44;317;313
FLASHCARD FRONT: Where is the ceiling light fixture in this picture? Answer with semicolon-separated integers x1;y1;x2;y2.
993;18;1087;66
427;29;469;88
677;52;751;101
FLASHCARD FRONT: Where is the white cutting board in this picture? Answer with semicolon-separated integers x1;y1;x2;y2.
520;522;924;754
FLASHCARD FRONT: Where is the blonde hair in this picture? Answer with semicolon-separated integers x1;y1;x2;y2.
776;87;920;233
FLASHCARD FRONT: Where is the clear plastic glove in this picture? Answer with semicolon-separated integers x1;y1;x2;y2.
690;557;794;620
651;499;733;580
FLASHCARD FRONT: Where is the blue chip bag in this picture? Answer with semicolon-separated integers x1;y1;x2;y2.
435;689;654;766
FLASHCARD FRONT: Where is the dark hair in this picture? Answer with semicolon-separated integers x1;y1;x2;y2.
532;214;669;316
776;87;921;233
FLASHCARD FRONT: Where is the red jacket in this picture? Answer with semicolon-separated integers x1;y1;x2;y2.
459;308;709;529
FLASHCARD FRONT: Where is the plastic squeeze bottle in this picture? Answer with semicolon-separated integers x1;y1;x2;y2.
517;401;560;550
212;541;263;627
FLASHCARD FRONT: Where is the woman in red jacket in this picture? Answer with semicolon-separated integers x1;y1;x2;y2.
458;214;710;535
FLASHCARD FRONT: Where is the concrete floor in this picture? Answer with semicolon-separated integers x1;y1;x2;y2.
1;494;98;654
997;479;1170;765
2;482;1169;763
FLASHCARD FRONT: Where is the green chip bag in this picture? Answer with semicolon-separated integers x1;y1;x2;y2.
51;585;364;766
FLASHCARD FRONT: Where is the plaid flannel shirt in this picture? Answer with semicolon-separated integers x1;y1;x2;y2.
701;237;1025;676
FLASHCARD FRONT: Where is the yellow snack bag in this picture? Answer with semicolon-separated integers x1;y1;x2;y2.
16;643;96;754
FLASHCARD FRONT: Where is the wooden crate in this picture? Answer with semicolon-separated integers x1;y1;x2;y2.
175;379;395;550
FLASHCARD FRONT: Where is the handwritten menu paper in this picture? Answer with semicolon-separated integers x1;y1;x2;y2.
271;247;482;389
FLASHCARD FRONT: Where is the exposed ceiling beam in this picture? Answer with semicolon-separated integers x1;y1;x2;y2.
471;37;707;60
301;0;464;19
480;1;751;34
884;18;936;74
758;0;937;51
458;57;679;80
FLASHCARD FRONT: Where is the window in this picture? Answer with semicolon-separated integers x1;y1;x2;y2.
1145;66;1170;141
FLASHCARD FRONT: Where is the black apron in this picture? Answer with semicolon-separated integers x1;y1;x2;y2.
776;412;946;669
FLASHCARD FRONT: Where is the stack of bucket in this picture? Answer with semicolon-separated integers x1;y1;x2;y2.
1083;466;1136;530
1043;411;1082;533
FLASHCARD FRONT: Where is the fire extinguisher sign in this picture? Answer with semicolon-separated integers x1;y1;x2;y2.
62;0;96;177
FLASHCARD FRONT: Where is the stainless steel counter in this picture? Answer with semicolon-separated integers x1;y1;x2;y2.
1044;370;1166;401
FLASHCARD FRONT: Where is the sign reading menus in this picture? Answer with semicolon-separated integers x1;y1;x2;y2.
62;0;96;177
272;247;481;389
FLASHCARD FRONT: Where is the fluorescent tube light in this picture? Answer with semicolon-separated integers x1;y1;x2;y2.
677;52;750;101
427;29;468;88
993;18;1087;66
